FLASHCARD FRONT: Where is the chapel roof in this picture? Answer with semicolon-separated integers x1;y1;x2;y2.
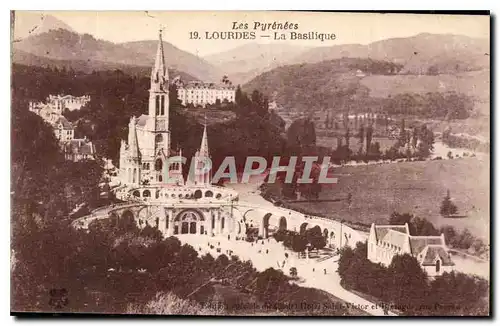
421;245;455;266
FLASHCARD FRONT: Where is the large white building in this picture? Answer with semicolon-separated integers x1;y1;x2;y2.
118;30;210;187
367;223;455;277
47;94;91;111
176;79;235;107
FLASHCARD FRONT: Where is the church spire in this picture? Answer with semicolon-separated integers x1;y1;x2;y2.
199;116;209;157
151;28;169;92
128;116;140;159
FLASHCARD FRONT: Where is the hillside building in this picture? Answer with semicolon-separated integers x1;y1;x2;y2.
53;116;75;142
29;94;96;161
47;94;91;111
175;79;235;107
63;137;96;162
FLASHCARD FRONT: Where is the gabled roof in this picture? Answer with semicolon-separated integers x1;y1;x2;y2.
409;236;444;256
421;245;455;266
374;225;409;241
372;223;454;267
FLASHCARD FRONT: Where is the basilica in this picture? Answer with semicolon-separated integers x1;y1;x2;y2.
118;30;210;187
113;31;243;238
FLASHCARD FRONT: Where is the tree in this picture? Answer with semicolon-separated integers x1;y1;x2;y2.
357;126;365;145
305;226;326;250
429;272;489;315
387;254;429;314
286;118;317;155
412;216;440;236
440;190;458;217
398;119;406;147
365;125;373;156
389;212;413;225
289;267;298;277
417;124;435;158
283;233;307;253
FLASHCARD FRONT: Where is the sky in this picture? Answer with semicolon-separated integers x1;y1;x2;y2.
13;11;490;57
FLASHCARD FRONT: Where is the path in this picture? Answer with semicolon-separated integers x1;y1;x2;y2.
178;233;395;316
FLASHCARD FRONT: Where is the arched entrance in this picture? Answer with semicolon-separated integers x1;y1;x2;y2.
299;222;308;235
279;216;287;231
174;209;204;235
121;210;135;229
330;231;336;248
194;190;203;199
262;213;272;238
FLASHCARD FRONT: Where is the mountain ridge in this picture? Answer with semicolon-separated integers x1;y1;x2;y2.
13;28;222;82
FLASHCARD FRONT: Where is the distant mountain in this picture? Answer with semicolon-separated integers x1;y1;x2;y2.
12;29;221;81
119;40;222;82
12;12;75;40
243;56;486;119
291;33;489;75
204;43;309;84
12;48;197;81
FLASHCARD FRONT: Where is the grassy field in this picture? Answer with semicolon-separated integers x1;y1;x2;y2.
281;158;490;241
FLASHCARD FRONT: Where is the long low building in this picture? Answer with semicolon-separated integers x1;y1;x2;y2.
175;79;235;107
367;223;455;277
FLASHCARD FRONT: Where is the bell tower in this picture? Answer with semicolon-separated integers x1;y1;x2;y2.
147;28;170;156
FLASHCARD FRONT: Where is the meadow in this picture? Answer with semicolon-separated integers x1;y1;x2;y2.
284;157;490;241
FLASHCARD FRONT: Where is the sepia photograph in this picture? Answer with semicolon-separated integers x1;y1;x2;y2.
10;10;490;317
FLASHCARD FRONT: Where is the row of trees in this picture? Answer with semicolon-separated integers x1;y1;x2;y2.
338;242;489;316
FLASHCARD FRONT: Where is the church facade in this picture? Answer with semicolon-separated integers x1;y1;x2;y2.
118;30;210;187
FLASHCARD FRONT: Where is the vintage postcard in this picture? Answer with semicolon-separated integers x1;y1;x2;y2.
10;11;490;316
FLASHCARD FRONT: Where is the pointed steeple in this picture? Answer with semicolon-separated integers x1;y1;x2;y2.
199;117;209;157
128;116;140;159
151;28;169;92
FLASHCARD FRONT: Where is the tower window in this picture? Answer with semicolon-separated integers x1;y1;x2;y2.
161;95;165;115
155;95;160;115
155;158;163;171
155;134;163;145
